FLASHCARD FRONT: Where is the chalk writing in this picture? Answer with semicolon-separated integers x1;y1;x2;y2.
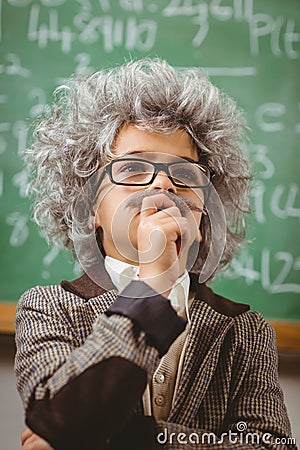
211;0;254;21
0;53;30;77
226;247;260;285
77;0;92;10
250;181;300;224
75;13;157;51
119;0;143;13
255;102;300;133
255;103;285;132
249;14;300;59
6;0;65;5
0;123;11;155
12;121;28;155
41;0;65;6
271;184;300;221
162;0;254;48
226;248;300;295
202;66;257;76
251;180;266;224
12;169;28;198
192;13;209;47
98;0;110;12
162;0;253;20
74;53;94;75
41;247;82;279
28;5;73;53
28;89;47;118
247;144;275;180
6;212;29;247
262;249;300;294
162;0;205;17
42;246;60;279
6;0;31;6
43;246;60;266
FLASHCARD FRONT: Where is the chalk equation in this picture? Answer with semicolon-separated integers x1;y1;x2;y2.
224;247;300;295
1;0;299;58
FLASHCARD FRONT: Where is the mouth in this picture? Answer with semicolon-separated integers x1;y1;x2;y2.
176;237;181;255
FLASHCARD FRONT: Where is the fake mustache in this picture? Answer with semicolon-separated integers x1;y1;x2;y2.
125;189;203;215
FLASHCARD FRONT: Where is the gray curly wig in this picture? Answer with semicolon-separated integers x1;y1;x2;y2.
25;58;252;278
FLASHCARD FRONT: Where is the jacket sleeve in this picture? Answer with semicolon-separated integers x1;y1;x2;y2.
150;319;296;450
14;281;186;450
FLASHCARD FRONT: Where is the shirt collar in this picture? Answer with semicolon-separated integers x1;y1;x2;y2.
60;267;250;318
104;255;190;318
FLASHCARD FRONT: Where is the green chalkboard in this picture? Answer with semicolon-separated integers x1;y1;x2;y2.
1;0;299;322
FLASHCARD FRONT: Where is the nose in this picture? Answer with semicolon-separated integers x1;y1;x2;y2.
149;170;177;193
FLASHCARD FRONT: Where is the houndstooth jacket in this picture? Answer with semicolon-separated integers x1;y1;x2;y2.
14;269;296;450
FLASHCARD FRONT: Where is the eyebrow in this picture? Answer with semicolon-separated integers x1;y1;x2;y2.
116;149;200;163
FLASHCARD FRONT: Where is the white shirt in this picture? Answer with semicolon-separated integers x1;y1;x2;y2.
104;255;190;319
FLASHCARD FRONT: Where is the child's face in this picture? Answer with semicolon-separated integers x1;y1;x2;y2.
94;124;204;269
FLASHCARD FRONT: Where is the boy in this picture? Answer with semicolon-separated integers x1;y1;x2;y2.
15;59;294;449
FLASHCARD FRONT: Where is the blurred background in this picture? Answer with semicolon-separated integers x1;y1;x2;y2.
1;1;299;448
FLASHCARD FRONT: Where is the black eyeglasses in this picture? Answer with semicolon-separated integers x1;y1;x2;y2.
96;157;214;189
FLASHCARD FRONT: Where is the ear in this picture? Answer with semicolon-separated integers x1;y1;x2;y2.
96;227;106;257
196;228;203;243
91;202;102;229
195;205;207;243
94;214;101;229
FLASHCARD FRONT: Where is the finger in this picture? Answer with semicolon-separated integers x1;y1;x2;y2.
164;217;193;255
174;217;192;243
21;428;33;445
148;206;182;224
151;217;191;248
21;434;36;449
21;433;54;450
140;193;175;216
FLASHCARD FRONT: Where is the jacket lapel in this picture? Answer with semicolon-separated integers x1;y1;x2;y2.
168;279;249;426
168;299;234;425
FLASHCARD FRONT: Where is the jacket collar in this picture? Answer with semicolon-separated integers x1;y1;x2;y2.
61;271;249;318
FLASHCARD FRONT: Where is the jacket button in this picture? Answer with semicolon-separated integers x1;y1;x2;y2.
156;373;165;384
155;395;165;406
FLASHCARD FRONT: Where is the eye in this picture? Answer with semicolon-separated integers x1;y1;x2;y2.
170;163;210;187
176;168;195;180
171;166;199;185
118;161;148;173
111;159;154;184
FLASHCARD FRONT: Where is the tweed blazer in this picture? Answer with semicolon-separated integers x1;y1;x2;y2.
15;272;295;450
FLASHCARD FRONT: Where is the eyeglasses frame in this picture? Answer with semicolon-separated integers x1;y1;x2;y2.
97;156;215;190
